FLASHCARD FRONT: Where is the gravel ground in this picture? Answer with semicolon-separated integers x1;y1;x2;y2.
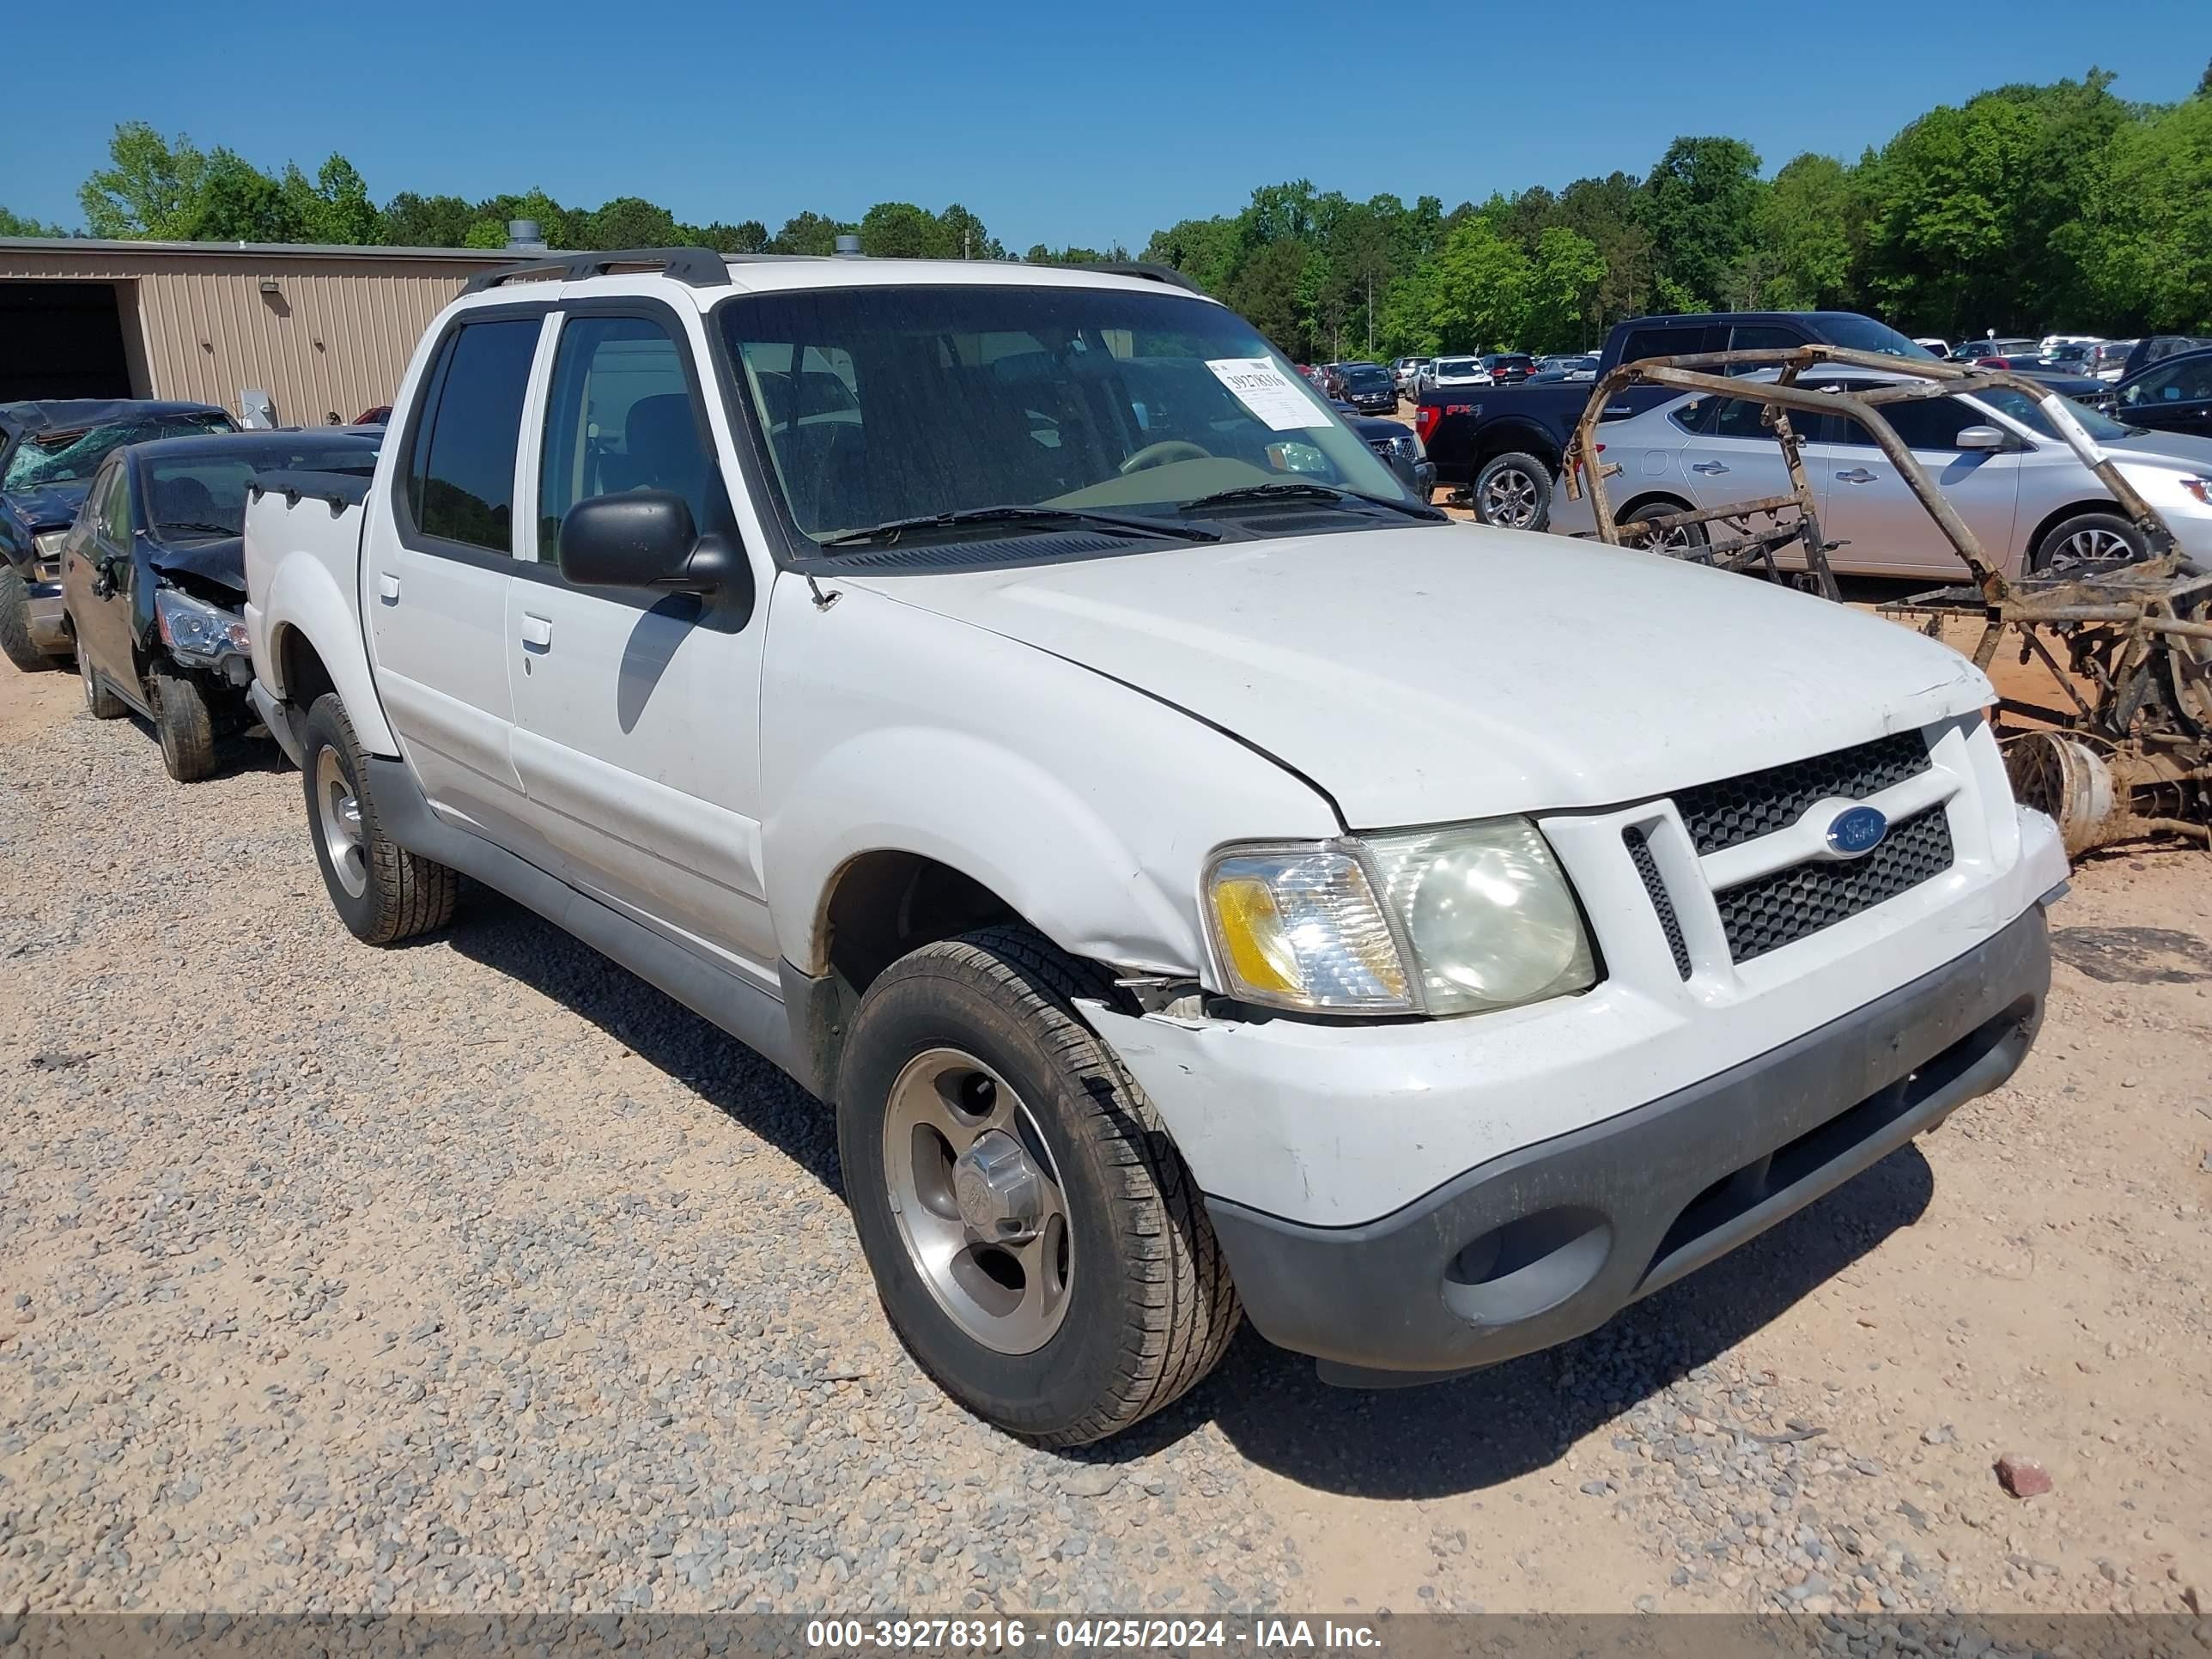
2;664;2208;1624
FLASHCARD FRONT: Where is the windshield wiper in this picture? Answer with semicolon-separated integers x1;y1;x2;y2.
817;504;1218;550
158;521;239;538
1176;482;1449;522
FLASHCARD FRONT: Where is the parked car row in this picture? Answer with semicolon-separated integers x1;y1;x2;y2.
0;250;2074;1448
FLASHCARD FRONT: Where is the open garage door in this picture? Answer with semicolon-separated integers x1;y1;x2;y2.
0;282;133;402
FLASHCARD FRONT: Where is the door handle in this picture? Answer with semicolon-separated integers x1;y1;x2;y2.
520;613;553;650
1835;468;1878;484
376;573;401;603
1691;461;1730;475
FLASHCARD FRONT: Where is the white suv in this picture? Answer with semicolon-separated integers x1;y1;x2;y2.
242;248;2066;1443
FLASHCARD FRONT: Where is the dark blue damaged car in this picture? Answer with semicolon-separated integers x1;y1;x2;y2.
0;399;234;672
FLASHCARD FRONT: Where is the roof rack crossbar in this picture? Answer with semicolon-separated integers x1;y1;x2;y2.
465;246;733;294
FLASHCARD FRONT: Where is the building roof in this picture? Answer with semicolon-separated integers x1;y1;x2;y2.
0;235;516;264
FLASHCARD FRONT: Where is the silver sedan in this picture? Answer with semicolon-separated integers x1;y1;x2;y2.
1548;368;2212;578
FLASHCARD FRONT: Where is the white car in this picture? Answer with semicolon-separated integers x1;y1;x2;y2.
1548;367;2212;578
243;250;2065;1443
1421;355;1493;394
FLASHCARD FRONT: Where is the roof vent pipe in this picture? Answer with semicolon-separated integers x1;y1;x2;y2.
507;220;547;252
833;234;862;257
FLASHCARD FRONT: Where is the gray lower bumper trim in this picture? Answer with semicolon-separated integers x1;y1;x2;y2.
1209;908;2051;1382
247;682;304;766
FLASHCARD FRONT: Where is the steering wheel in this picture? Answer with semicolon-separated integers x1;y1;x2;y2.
1119;440;1211;475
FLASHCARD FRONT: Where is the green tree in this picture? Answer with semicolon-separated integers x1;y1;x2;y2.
1638;136;1765;310
858;201;940;258
937;204;1002;259
1523;227;1607;352
382;192;476;246
1750;153;1862;311
183;152;301;242
2081;94;2212;331
586;196;679;250
0;206;64;237
279;155;383;245
78;122;209;239
769;211;847;255
690;220;769;253
1419;217;1531;352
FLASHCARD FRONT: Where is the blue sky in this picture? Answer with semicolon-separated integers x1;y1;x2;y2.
6;0;2202;251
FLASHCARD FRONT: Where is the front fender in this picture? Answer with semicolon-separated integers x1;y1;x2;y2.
257;553;397;756
760;580;1339;978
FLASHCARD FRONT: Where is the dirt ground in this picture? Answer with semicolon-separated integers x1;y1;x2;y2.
2;599;2209;1619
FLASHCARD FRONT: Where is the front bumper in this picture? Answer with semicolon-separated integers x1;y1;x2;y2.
24;579;70;655
1205;905;2047;1382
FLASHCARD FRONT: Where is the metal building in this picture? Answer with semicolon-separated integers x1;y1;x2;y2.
0;237;517;422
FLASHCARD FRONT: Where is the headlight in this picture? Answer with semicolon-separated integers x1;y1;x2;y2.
1203;819;1597;1018
2181;477;2210;507
155;587;250;659
33;529;69;558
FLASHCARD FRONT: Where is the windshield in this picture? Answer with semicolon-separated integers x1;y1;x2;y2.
1344;365;1391;386
1820;318;1936;360
145;445;377;539
3;412;235;492
1436;358;1480;376
1976;387;2134;443
720;284;1411;549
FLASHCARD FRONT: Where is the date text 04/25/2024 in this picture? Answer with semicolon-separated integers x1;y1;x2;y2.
803;1619;1383;1651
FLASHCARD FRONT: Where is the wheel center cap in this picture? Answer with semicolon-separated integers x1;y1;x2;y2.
951;1130;1044;1243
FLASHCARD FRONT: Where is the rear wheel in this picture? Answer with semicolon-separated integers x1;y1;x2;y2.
1472;452;1553;531
299;692;458;943
153;668;216;781
0;565;58;673
836;927;1239;1445
2031;510;2148;574
1620;501;1711;558
76;627;128;720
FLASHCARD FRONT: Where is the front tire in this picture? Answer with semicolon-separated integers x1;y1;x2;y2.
1472;451;1553;531
2031;510;2147;574
836;927;1240;1446
153;668;217;781
299;692;457;944
0;565;58;673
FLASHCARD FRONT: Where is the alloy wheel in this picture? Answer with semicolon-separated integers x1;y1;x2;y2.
1480;465;1541;528
314;744;368;899
881;1047;1072;1355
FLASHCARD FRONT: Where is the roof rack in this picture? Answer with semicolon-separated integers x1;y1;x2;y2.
1066;260;1206;296
464;246;733;295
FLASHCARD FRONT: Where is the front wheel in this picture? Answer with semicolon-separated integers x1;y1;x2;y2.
2030;510;2148;574
836;927;1240;1446
299;692;458;944
153;667;217;781
1472;451;1553;531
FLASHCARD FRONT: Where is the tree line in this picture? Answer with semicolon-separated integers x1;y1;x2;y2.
5;63;2207;361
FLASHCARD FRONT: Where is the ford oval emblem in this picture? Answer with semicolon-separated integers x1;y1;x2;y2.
1826;805;1889;858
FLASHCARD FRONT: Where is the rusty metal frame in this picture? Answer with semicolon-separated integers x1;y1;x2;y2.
1557;343;2212;850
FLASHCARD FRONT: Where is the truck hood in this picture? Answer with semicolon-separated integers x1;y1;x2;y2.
847;525;1992;828
3;481;90;532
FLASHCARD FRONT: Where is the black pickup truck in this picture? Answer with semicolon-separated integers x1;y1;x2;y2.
1418;311;1937;529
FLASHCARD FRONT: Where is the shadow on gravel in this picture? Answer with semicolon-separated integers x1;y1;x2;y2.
442;888;845;1198
1167;1141;1936;1498
110;710;293;781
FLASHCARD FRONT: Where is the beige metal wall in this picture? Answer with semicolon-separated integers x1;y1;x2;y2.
0;244;510;423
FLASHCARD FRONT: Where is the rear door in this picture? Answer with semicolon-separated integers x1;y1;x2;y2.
1673;389;1826;555
505;300;778;979
364;307;542;842
64;455;141;699
1804;386;2023;577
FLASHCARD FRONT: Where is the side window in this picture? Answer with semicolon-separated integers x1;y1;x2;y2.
538;314;714;567
97;460;132;541
1827;394;1973;451
1712;398;1776;441
406;318;539;556
1616;328;1680;367
1724;325;1804;375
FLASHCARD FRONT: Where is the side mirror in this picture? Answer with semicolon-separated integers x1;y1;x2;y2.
557;491;736;593
1954;424;2009;451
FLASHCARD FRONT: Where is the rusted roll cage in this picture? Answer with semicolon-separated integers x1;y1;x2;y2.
1558;344;2212;854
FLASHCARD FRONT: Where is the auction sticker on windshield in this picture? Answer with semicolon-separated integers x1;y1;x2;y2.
1206;358;1331;430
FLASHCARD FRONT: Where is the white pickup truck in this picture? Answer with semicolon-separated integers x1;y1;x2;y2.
242;248;2068;1445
